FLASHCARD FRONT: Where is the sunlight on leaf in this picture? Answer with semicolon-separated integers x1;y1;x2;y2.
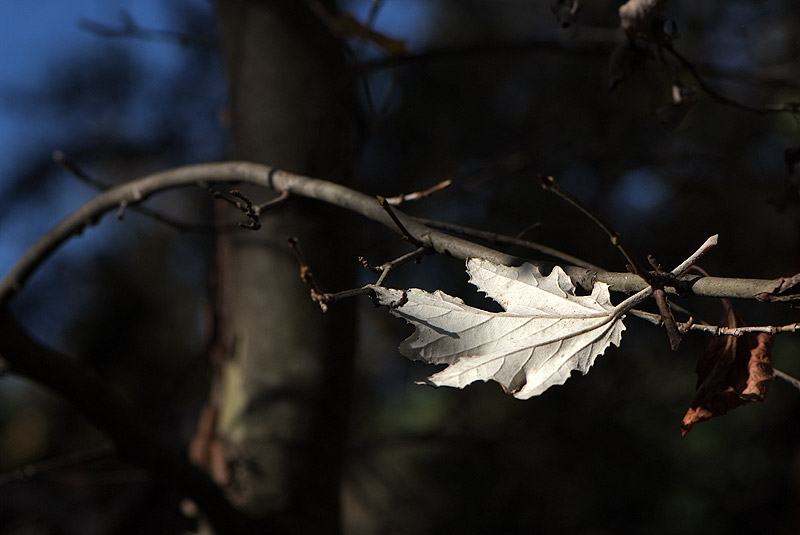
373;258;625;399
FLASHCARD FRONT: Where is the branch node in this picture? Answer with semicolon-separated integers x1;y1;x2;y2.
362;247;429;287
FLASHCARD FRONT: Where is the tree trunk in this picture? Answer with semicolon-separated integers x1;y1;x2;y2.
208;1;356;532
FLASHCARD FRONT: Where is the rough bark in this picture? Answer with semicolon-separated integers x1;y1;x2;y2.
211;1;355;532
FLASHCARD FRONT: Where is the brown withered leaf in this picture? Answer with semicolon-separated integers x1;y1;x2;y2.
681;300;774;436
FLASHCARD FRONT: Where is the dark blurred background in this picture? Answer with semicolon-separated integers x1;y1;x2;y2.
1;0;800;533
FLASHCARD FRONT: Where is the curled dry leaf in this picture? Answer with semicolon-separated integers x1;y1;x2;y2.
372;258;625;399
681;300;774;436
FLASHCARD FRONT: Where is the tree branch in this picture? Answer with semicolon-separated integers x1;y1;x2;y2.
0;162;793;306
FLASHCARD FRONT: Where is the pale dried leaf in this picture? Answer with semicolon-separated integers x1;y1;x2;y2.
372;258;625;399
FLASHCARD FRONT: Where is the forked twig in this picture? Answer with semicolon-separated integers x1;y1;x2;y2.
540;173;698;349
54;151;238;233
384;179;453;205
212;189;261;230
613;235;719;319
287;237;374;311
360;247;429;287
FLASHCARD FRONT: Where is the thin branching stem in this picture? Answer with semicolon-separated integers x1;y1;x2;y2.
0;162;783;306
373;247;430;286
540;174;644;274
663;43;800;116
613;235;719;319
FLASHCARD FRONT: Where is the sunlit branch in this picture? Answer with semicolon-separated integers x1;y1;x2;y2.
0;162;792;306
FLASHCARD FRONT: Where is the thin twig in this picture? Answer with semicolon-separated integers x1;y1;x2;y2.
361;247;430;287
53;150;108;189
377;195;420;245
212;189;261;230
287;237;329;312
384;179;453;205
256;190;290;213
663;42;800;116
414;217;601;271
54;151;234;233
631;309;799;336
648;254;682;350
539;174;643;274
319;286;376;306
774;368;800;392
515;222;542;239
289;239;381;308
